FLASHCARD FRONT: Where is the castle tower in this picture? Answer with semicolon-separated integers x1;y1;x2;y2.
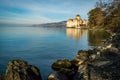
76;14;81;20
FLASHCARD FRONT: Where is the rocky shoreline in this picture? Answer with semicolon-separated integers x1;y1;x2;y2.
0;33;120;80
48;33;120;80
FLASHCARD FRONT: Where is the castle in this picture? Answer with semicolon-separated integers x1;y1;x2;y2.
66;14;88;28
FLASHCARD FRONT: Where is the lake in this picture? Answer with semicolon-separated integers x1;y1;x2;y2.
0;25;109;80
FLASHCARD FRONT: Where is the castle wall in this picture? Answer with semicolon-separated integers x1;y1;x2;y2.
66;14;88;28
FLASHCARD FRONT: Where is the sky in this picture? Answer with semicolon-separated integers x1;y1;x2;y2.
0;0;98;24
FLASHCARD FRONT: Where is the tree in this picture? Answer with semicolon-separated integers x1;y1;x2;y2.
88;7;105;27
88;0;120;32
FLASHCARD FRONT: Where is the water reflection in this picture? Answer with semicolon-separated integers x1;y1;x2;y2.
66;28;110;46
66;28;87;40
88;30;110;46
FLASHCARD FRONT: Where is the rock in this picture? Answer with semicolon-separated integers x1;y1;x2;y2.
110;33;120;48
73;72;83;80
71;51;88;69
74;50;92;80
50;59;76;80
72;50;94;67
76;50;89;61
93;61;110;67
51;59;75;77
48;33;120;80
77;63;90;80
78;64;87;73
1;59;42;80
90;54;96;61
109;47;119;53
52;59;72;71
0;75;5;80
48;72;69;80
106;44;112;49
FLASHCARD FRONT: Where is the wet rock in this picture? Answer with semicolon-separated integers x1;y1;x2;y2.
1;59;42;80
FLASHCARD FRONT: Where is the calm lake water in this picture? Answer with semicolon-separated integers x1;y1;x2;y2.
0;25;109;80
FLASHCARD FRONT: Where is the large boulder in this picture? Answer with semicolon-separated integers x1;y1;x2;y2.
0;59;42;80
52;59;72;71
72;50;91;67
50;59;75;80
51;59;74;76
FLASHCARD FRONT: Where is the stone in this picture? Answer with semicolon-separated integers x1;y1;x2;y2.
109;47;119;53
50;59;75;80
0;75;5;80
48;72;69;80
1;59;42;80
73;72;83;80
76;50;89;61
90;54;96;61
52;59;72;71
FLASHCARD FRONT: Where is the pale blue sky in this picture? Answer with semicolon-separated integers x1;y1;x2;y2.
0;0;98;24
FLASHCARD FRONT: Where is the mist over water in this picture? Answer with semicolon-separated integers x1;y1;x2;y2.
0;26;109;80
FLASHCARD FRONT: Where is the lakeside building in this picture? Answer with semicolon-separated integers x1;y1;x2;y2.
66;14;88;28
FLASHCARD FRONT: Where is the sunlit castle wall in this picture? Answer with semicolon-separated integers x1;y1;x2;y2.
82;19;88;26
79;20;83;25
66;14;82;28
73;18;78;27
66;19;74;27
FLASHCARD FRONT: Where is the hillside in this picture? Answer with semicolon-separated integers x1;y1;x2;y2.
32;21;66;28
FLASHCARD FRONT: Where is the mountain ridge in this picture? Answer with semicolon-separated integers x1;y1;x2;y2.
32;21;66;27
